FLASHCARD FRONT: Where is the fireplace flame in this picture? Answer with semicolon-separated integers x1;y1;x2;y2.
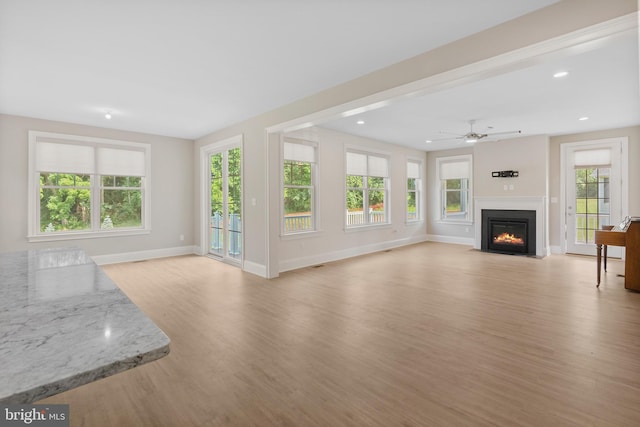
493;232;524;245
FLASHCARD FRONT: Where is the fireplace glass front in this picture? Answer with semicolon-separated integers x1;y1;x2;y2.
490;221;527;253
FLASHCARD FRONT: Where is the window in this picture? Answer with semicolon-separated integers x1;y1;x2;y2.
436;155;472;222
573;148;611;243
407;160;422;222
346;150;389;227
283;139;317;234
29;131;150;240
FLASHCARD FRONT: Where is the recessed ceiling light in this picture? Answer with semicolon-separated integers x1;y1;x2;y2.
578;116;589;121
425;139;432;143
356;120;365;125
553;71;569;78
105;112;112;120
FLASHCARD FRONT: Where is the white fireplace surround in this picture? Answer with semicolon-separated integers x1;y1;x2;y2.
474;196;548;257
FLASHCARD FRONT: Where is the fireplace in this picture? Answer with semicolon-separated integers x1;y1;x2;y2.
481;209;536;256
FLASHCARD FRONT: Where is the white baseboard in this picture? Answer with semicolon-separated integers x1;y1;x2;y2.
92;245;198;265
243;260;267;278
426;234;475;246
92;245;271;278
279;234;428;273
550;245;563;254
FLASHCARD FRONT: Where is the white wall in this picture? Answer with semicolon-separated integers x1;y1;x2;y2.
0;114;195;260
277;127;427;272
473;135;549;198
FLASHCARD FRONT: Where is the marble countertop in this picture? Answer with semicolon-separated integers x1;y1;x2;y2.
0;247;170;403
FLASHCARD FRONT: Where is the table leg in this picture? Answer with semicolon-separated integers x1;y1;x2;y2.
603;244;608;272
597;243;602;287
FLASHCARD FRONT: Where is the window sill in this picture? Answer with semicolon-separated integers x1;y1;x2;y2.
28;228;151;243
345;223;392;232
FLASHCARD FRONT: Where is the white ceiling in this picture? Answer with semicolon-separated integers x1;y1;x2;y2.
323;28;640;151
0;0;562;140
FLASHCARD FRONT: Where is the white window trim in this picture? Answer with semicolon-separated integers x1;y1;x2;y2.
281;137;320;237
435;154;473;225
406;157;423;224
344;146;391;229
28;131;151;242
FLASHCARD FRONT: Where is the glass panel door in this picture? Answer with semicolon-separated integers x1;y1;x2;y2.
573;167;610;245
565;141;623;257
209;147;242;262
227;148;242;260
210;152;224;256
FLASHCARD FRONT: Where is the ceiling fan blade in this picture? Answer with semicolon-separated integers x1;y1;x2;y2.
431;122;521;144
486;130;522;136
428;135;464;142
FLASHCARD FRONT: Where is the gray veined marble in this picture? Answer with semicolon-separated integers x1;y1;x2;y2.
0;247;170;403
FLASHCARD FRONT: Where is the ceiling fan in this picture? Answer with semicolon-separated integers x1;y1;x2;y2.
433;120;521;143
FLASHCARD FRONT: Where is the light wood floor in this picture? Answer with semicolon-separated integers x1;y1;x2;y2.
40;242;640;426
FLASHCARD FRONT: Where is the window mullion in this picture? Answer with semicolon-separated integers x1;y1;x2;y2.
92;174;100;231
442;183;447;218
363;175;370;224
35;173;42;234
223;151;229;252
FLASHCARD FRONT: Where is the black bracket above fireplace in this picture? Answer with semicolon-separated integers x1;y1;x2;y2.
492;170;519;178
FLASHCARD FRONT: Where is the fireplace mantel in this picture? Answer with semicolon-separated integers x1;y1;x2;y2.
474;196;548;257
